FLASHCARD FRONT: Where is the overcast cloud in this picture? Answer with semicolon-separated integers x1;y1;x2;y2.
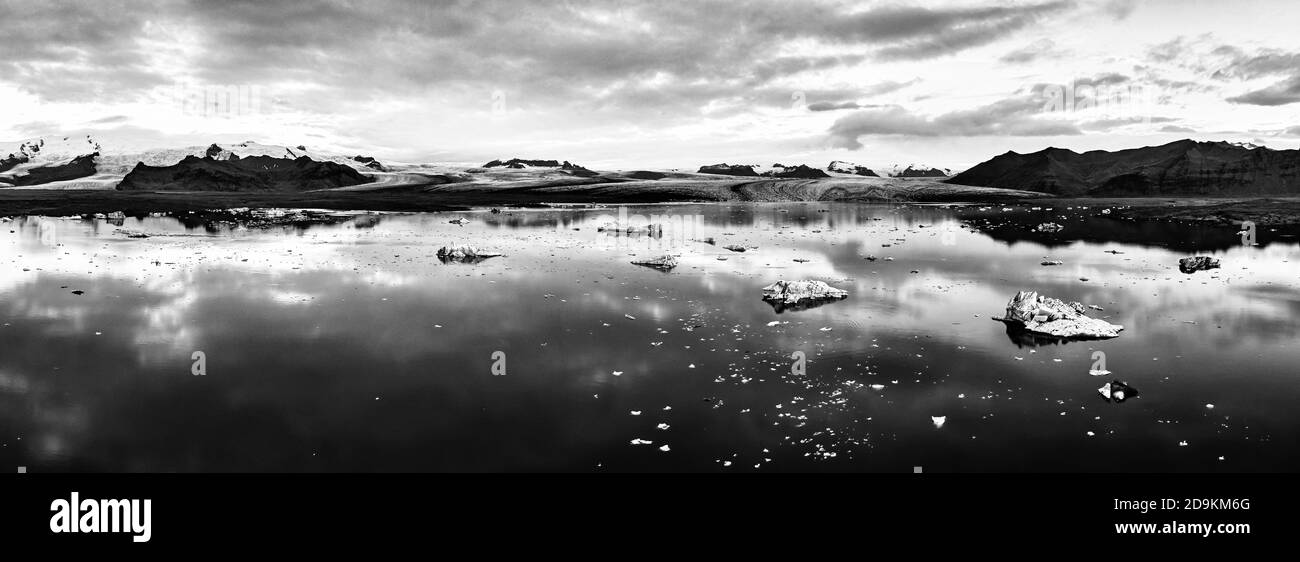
2;0;1299;169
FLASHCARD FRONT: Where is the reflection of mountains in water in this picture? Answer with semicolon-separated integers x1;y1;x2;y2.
966;213;1285;253
478;204;954;232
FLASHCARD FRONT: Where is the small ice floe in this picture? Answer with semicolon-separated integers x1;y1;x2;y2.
1179;441;1189;447
1097;380;1139;403
1178;256;1220;274
869;384;886;391
624;314;636;320
630;255;678;271
1089;368;1112;376
630;439;653;445
659;445;670;452
630;410;641;416
1205;404;1215;409
761;280;848;306
1086;431;1096;437
612;371;623;376
931;416;947;429
766;320;782;327
436;245;502;262
657;423;670;430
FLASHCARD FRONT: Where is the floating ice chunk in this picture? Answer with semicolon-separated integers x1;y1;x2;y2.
630;255;678;270
931;416;946;429
1097;380;1138;403
631;439;653;445
1000;290;1123;339
436;245;501;262
761;280;848;305
1178;256;1220;274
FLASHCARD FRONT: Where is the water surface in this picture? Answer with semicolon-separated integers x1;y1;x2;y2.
1;202;1296;472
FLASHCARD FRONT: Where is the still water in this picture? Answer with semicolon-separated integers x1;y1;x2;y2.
1;203;1297;472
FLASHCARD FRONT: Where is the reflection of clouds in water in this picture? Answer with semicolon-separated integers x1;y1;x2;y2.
1;205;1298;471
0;369;30;393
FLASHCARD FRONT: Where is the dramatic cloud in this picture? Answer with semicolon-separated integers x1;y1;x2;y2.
826;94;1082;149
2;0;1299;167
0;0;1074;108
1228;76;1300;106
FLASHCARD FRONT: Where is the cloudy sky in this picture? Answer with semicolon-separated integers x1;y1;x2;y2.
3;0;1299;169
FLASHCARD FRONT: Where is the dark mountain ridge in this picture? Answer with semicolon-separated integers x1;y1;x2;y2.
948;140;1300;196
117;154;373;192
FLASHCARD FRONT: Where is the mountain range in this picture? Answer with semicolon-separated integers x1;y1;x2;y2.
7;135;1300;198
947;140;1300;196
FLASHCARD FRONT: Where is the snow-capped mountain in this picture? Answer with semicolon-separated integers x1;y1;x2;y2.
0;136;398;189
886;163;952;178
0;135;102;187
827;160;879;177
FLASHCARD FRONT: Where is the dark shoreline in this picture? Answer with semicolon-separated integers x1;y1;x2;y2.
5;190;1300;228
0;189;706;216
1078;197;1300;227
